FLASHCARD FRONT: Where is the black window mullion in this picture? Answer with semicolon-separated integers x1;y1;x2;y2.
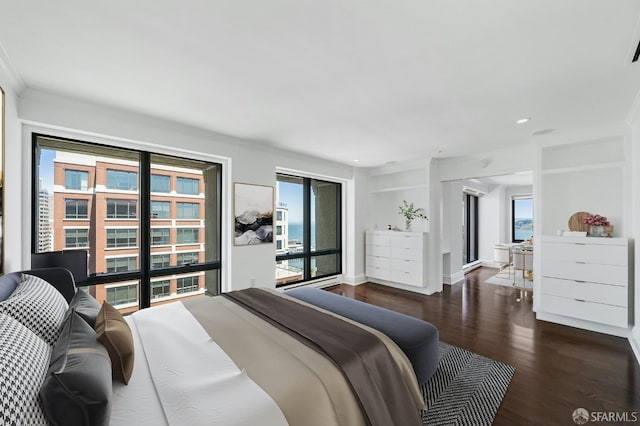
303;178;311;281
139;152;151;309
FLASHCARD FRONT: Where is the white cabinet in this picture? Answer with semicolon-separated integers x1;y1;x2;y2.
540;236;630;328
366;231;427;289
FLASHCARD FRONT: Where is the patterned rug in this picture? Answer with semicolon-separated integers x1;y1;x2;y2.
420;342;515;426
484;267;533;291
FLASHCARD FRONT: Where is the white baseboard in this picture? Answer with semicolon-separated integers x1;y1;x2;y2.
443;270;465;285
629;327;640;365
342;273;366;286
367;278;437;295
536;311;630;338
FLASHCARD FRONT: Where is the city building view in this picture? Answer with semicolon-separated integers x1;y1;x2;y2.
39;149;209;313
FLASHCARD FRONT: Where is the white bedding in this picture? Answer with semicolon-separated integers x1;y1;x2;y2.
110;302;288;426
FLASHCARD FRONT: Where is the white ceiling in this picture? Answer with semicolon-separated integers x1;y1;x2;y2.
2;1;640;167
474;171;533;187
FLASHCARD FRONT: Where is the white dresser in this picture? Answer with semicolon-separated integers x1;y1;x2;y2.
540;236;631;329
365;231;427;289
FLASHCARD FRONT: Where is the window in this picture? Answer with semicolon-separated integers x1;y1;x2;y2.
151;280;170;299
33;135;222;314
176;202;199;219
106;199;137;219
106;169;137;191
276;225;282;235
176;276;199;294
106;257;137;273
275;174;341;286
151;201;170;219
65;170;88;190
176;251;199;265
106;284;138;306
177;228;199;244
512;197;533;243
65;199;88;219
176;177;199;195
65;229;89;248
151;228;170;246
151;174;170;193
106;228;137;248
151;254;171;269
463;193;479;265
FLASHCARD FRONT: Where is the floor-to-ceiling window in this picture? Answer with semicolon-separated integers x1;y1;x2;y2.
33;134;221;313
463;192;479;265
275;173;341;286
512;196;533;242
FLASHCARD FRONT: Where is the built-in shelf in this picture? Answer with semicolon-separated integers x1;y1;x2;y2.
540;161;624;175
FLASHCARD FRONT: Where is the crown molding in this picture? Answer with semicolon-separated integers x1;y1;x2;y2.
0;41;25;94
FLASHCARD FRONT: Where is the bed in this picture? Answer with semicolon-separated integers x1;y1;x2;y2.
0;269;425;426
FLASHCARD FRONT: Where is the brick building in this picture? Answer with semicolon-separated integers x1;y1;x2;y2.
52;152;206;313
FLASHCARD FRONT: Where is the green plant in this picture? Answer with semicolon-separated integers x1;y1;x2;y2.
398;200;428;231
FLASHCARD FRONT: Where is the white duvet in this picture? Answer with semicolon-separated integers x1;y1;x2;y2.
110;302;288;426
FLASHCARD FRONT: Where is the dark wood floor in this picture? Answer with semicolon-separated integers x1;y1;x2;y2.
326;267;640;425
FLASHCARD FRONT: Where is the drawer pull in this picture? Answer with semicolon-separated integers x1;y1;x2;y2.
574;298;586;303
574;280;586;283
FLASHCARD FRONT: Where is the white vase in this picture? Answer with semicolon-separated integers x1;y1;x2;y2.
589;225;604;237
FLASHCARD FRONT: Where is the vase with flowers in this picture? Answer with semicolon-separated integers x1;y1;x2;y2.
398;200;428;231
583;214;610;237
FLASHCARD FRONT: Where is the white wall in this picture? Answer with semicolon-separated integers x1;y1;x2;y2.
11;88;362;291
0;58;23;272
478;185;502;265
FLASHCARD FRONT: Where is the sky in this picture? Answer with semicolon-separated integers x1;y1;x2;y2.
514;198;533;219
39;149;56;192
277;181;303;223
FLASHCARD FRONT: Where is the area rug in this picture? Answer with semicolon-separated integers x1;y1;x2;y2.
420;342;515;426
484;267;533;291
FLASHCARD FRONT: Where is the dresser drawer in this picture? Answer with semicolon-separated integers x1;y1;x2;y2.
542;260;627;286
540;277;627;307
540;294;628;328
389;258;422;275
366;266;390;281
366;255;389;269
390;234;423;249
366;244;390;258
390;245;423;261
542;242;627;266
366;232;390;247
389;268;423;287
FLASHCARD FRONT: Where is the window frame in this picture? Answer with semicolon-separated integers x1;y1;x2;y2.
106;199;137;219
64;228;89;249
65;199;88;219
150;174;171;193
176;176;199;195
275;174;342;287
64;169;88;190
176;202;200;219
151;200;170;219
32;133;223;310
512;196;534;243
106;228;137;249
106;169;138;191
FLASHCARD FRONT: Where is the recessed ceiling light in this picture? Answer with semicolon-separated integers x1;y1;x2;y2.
516;117;530;124
531;128;554;136
353;159;360;162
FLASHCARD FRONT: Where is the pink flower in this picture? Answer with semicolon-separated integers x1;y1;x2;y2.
583;214;610;227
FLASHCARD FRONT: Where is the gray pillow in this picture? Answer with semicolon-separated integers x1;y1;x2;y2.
0;272;20;301
69;290;101;327
39;310;112;426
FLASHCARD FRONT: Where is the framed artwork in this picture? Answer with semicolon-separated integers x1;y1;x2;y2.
234;182;274;246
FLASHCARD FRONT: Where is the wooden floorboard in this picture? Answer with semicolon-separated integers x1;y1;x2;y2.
326;267;640;425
